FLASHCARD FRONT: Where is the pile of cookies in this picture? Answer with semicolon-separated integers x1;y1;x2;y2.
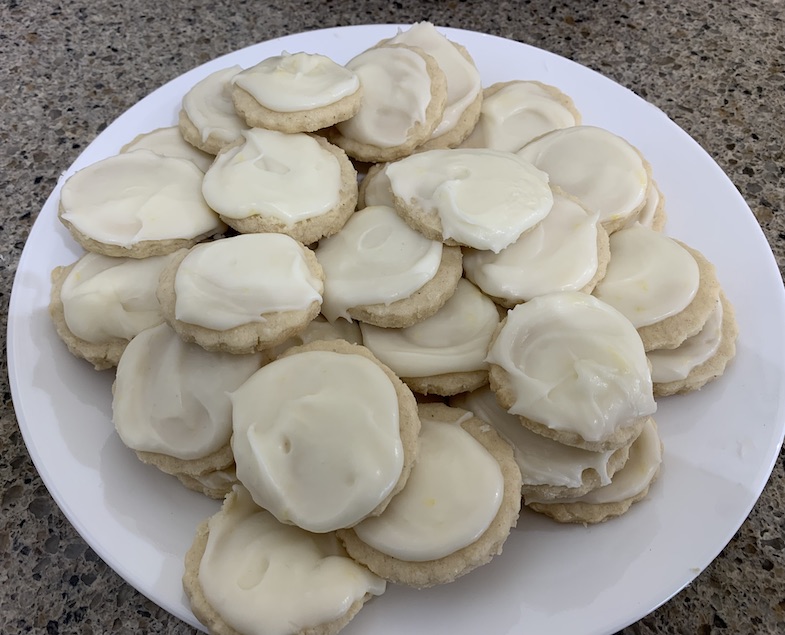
48;22;739;635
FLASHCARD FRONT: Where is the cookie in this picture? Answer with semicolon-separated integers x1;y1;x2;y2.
183;486;385;635
112;323;263;477
357;162;394;209
517;125;651;233
230;339;420;533
526;417;662;523
315;204;462;327
327;44;448;163
386;147;553;252
231;51;363;132
377;22;483;149
461;80;581;152
649;290;738;396
201;129;358;245
463;187;610;307
337;403;521;589
179;65;249;155
49;251;176;370
627;180;667;232
176;465;239;500
58;149;226;258
360;279;501;396
156;233;324;354
592;226;721;351
486;292;656;452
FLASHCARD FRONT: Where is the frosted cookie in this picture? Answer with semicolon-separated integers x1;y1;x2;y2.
360;279;501;396
183;486;386;635
121;126;214;172
179;65;249;155
113;323;263;477
461;80;581;152
315;204;462;327
592;225;721;351
386;148;553;252
202;129;357;245
58;150;226;258
231;51;363;133
487;292;657;452
49;251;176;370
452;386;632;502
517;125;650;233
177;465;239;500
649;291;738;396
357;163;394;209
378;22;483;149
263;315;363;362
626;180;666;231
230;339;420;533
527;417;662;524
157;234;324;354
327;44;448;162
463;187;610;307
337;403;521;588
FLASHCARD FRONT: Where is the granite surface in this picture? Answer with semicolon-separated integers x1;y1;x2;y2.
2;0;784;633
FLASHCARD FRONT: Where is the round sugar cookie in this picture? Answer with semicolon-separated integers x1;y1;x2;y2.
377;22;483;150
360;279;502;396
157;234;324;354
179;65;249;155
58;150;226;258
230;339;421;533
182;486;386;635
121;126;214;172
202;129;358;245
626;180;667;232
315;204;461;327
357;162;394;210
112;323;263;477
327;44;448;163
231;51;363;133
486;292;657;452
337;403;521;589
49;252;175;370
527;417;662;524
650;291;738;396
461;80;581;152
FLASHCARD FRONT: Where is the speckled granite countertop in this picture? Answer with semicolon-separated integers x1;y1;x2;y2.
2;1;784;633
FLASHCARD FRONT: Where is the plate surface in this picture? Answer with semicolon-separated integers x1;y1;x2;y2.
8;24;785;635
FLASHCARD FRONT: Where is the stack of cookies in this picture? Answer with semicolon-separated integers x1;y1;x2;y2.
47;21;739;635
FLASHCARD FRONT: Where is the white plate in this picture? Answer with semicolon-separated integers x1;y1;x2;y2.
8;24;785;635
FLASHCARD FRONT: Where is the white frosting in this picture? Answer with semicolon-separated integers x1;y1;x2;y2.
517;125;648;225
452;387;616;488
60;252;173;344
231;350;404;533
232;51;360;112
649;299;723;382
123;127;214;172
629;183;661;229
463;189;600;302
486;292;657;443
387;22;481;137
60;150;223;247
360;279;500;377
353;414;503;561
182;65;248;144
527;418;661;505
386;148;553;252
592;224;700;328
113;323;262;459
199;487;386;635
174;234;323;331
360;165;395;208
201;128;343;223
187;466;238;491
265;316;363;360
462;81;579;152
336;46;434;147
315;205;443;322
